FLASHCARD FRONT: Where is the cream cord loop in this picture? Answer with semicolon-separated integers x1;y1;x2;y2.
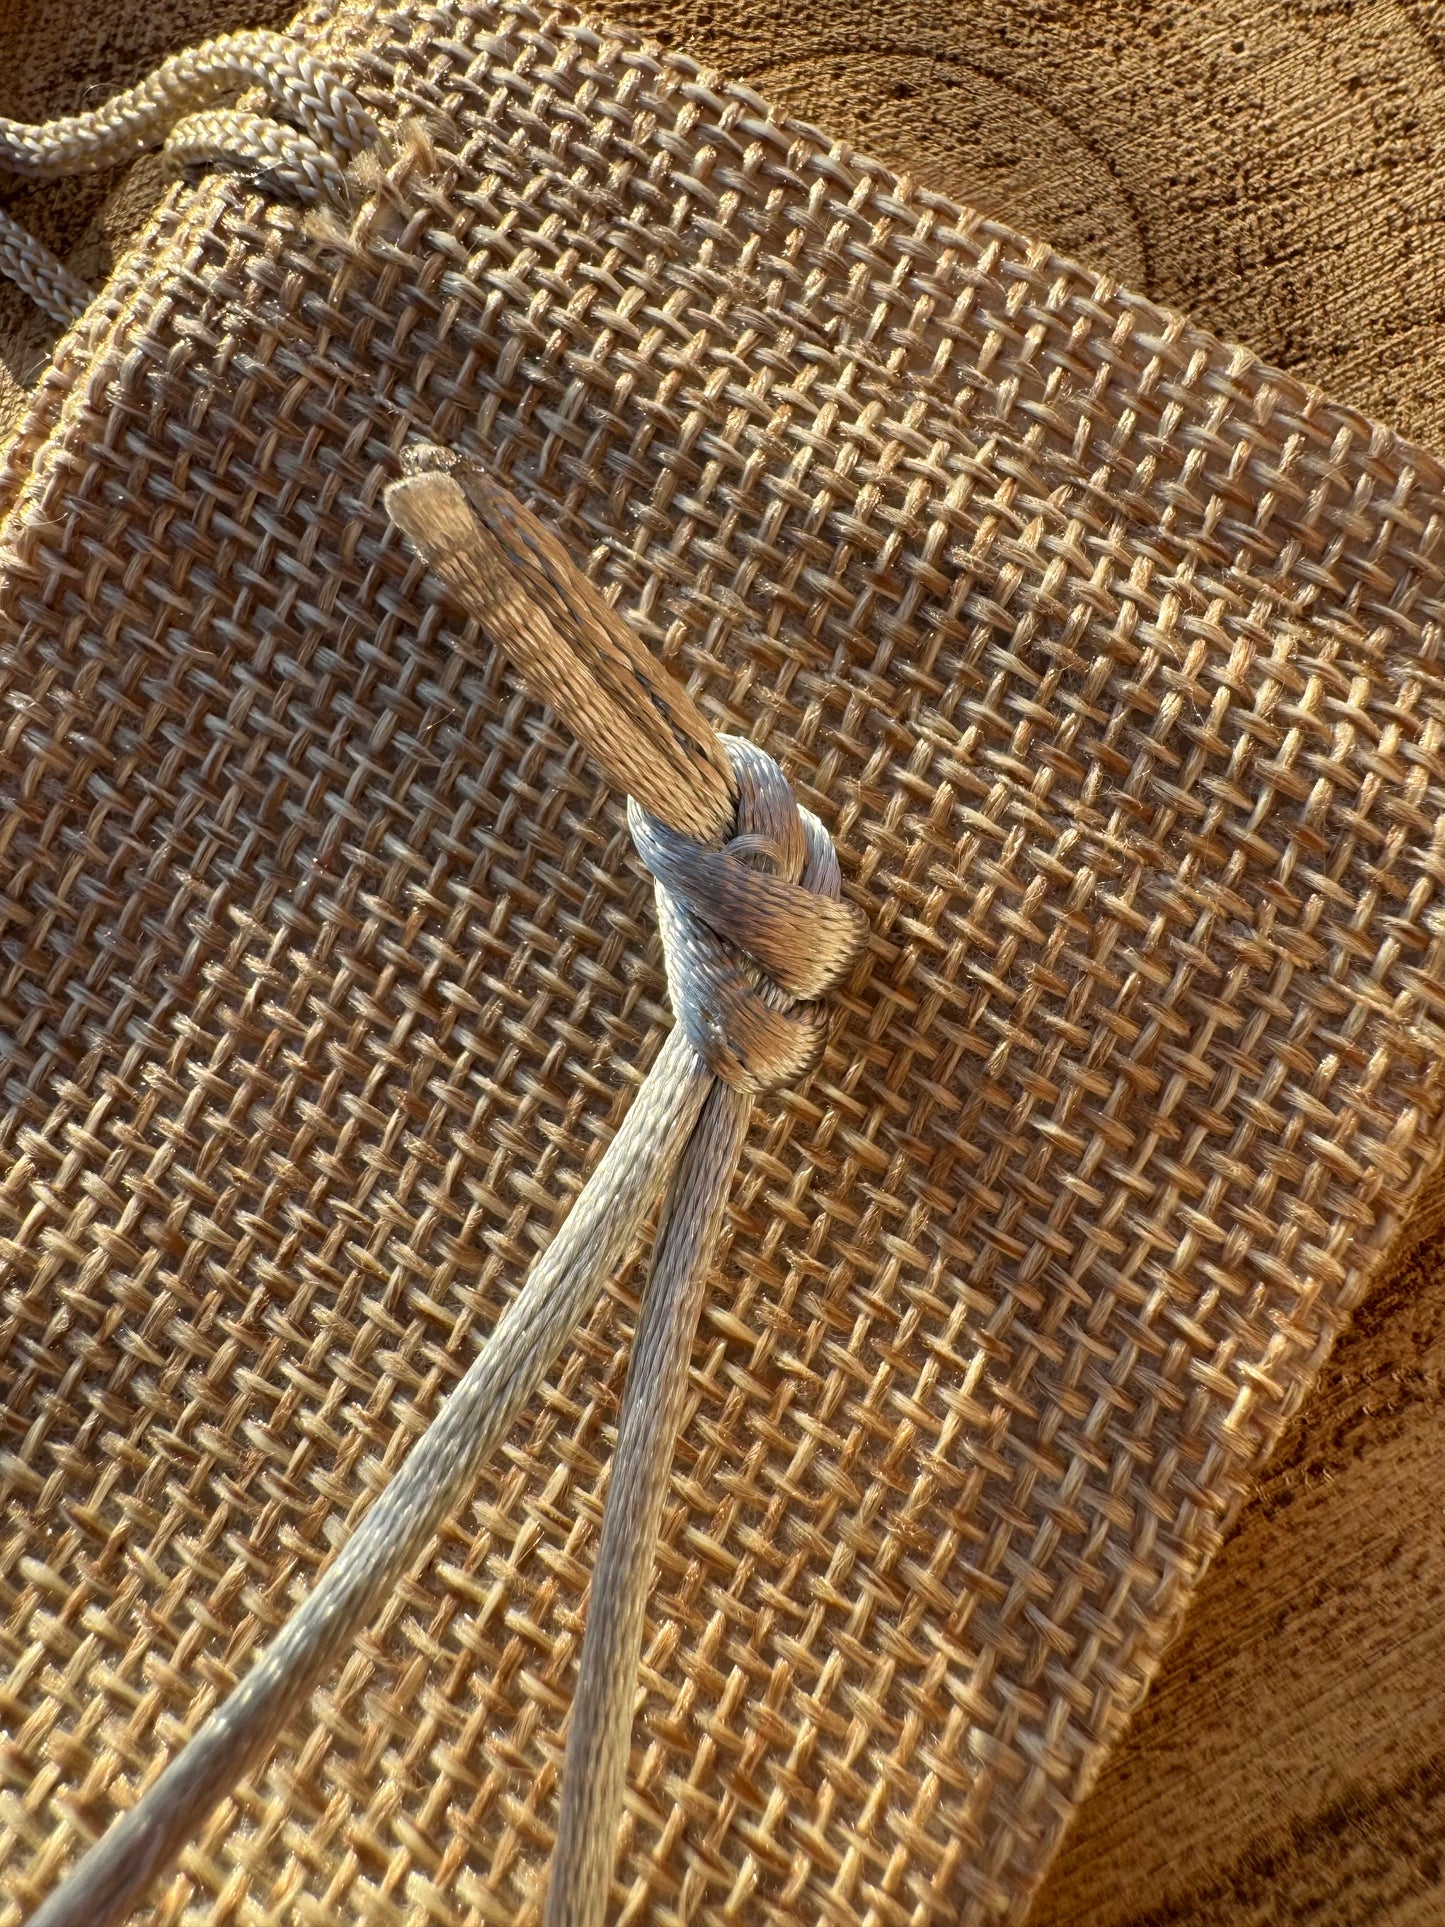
27;446;865;1927
0;205;93;325
0;31;377;318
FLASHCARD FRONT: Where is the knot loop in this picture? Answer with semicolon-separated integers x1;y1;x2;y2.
629;737;865;1092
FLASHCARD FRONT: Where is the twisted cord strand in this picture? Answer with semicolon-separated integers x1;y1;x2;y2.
162;108;350;205
0;205;91;324
0;30;377;321
545;1077;752;1925
0;32;375;179
29;445;865;1927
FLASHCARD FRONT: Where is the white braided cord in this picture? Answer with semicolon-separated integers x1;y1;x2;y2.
0;30;377;324
164;108;350;204
0;204;92;324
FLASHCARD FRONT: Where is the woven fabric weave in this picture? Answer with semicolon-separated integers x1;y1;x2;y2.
3;3;1445;1923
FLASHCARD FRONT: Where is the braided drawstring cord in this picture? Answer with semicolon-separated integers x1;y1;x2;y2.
27;445;866;1927
0;31;377;323
0;205;93;328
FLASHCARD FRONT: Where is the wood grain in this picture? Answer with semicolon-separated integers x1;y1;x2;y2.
602;0;1445;453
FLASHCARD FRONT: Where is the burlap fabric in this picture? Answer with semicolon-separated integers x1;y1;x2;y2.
5;4;1445;1926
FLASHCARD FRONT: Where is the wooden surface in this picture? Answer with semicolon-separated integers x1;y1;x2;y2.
6;0;1445;1921
1032;1216;1445;1927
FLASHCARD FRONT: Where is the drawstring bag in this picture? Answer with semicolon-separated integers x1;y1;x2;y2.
4;4;1445;1923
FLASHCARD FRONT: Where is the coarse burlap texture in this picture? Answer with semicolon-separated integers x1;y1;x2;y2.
4;4;1445;1926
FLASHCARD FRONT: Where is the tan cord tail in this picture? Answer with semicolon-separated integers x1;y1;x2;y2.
544;1079;753;1926
387;448;737;843
27;1029;709;1927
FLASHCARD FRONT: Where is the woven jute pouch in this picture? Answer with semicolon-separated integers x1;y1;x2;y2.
5;3;1445;1923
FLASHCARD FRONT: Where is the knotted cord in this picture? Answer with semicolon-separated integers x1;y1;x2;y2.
26;441;864;1927
545;741;854;1924
393;449;866;1924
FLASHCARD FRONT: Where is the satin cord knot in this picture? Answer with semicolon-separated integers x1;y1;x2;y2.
629;736;862;1091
